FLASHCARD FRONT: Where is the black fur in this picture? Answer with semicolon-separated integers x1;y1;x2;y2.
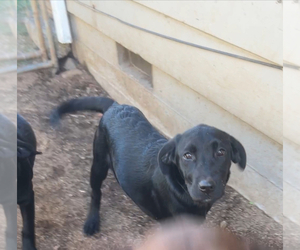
51;97;246;236
1;114;40;250
17;114;40;250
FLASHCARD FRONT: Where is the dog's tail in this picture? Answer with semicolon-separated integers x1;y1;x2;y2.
50;96;115;126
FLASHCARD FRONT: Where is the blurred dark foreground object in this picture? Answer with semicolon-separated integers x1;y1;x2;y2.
133;216;267;250
0;113;17;250
0;114;16;203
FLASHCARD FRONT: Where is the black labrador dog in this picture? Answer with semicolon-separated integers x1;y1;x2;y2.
0;114;40;250
17;114;41;250
51;97;246;236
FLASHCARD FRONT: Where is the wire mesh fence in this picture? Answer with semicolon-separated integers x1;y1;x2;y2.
0;0;57;75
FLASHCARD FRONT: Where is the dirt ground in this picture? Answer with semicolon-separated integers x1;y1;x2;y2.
16;68;283;250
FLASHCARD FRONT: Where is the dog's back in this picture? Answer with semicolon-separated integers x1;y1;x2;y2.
101;104;166;171
51;97;167;178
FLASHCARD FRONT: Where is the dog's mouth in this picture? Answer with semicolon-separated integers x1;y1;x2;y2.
193;197;212;205
189;192;213;205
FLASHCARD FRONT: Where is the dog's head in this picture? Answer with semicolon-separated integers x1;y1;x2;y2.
158;124;246;205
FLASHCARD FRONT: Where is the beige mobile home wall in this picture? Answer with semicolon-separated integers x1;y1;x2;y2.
66;0;285;225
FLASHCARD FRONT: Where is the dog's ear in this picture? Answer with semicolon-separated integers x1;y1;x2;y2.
158;134;181;175
230;136;246;170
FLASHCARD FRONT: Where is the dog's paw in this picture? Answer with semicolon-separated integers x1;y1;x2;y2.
83;214;100;236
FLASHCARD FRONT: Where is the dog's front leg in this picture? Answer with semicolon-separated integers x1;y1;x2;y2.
19;191;37;250
3;202;17;250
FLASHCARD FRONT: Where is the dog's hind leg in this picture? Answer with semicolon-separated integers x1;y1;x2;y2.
19;191;37;250
83;129;109;236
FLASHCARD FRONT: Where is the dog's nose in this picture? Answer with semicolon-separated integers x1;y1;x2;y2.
198;180;215;194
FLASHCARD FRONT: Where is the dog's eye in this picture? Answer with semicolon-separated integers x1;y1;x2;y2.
183;153;193;160
216;149;225;157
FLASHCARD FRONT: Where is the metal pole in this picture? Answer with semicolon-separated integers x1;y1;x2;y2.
30;0;48;61
39;0;58;69
0;65;17;75
17;61;53;74
0;51;43;61
17;51;43;61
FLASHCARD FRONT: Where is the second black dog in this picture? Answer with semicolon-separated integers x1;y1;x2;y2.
17;114;40;250
0;114;40;250
51;97;246;236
